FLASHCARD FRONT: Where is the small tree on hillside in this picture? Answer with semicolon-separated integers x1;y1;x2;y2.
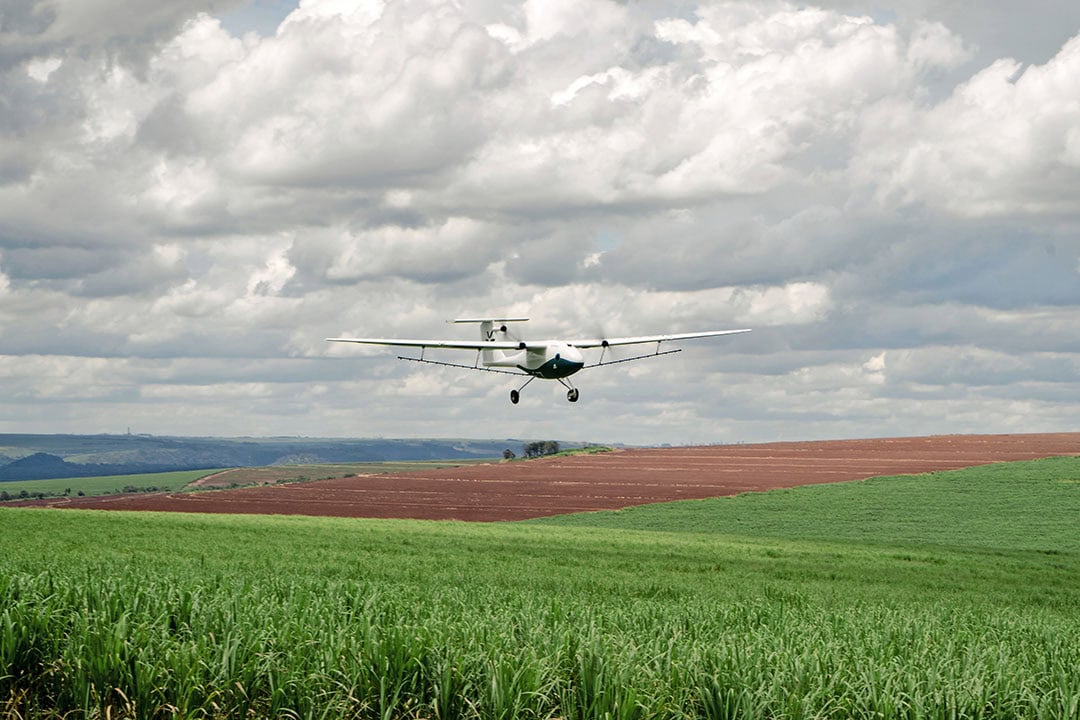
522;441;561;458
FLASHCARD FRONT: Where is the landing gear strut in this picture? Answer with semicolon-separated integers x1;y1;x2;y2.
510;377;535;405
557;378;579;403
509;377;580;404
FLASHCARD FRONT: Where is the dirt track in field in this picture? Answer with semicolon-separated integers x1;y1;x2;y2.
22;433;1080;521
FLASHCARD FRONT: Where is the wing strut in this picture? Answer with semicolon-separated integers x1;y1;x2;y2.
590;347;681;368
398;355;524;376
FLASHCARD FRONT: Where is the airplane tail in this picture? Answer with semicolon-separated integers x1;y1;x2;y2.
451;317;528;365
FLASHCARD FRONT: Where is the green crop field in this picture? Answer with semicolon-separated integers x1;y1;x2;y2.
530;455;1080;552
1;457;1079;719
0;469;224;500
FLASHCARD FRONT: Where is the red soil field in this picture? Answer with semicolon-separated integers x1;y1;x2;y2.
22;433;1080;521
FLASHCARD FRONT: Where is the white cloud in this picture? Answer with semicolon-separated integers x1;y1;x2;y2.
862;351;886;385
25;56;62;82
325;217;497;283
906;20;971;72
0;0;1078;444
521;0;628;46
286;0;384;26
172;6;513;189
141;381;276;400
550;66;661;107
247;244;296;296
856;33;1080;216
743;283;832;325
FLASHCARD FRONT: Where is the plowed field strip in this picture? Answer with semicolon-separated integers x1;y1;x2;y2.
33;433;1080;521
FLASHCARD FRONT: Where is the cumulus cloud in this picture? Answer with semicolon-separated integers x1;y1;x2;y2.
855;34;1080;216
0;0;1078;443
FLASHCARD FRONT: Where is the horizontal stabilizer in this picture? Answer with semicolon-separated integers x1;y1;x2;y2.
450;317;530;324
327;337;525;350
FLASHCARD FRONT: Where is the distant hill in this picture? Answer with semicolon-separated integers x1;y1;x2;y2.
0;435;545;482
0;453;83;481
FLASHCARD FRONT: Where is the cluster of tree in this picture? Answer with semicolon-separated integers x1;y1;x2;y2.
0;489;84;501
0;486;155;502
0;490;35;501
521;441;561;459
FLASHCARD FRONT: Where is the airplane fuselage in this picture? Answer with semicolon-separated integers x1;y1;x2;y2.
519;343;585;379
484;342;585;378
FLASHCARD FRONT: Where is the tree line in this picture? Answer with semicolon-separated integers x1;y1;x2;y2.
503;441;562;460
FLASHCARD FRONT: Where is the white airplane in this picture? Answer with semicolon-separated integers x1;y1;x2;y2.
328;318;750;404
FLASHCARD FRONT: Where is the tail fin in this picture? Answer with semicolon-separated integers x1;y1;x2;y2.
450;317;529;342
451;317;529;364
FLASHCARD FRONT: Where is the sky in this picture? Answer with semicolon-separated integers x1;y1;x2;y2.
1;0;1079;446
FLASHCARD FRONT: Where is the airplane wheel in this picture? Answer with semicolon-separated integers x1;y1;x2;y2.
510;390;520;404
567;388;579;403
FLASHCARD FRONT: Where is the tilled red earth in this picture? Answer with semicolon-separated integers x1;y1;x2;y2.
17;432;1079;521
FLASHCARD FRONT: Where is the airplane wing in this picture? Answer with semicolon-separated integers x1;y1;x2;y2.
567;328;752;349
326;337;526;351
327;328;752;350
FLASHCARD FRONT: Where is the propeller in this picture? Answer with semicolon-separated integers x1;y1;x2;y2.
587;320;624;365
497;322;524;345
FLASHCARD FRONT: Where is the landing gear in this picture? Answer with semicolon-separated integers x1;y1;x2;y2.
510;377;535;405
509;377;580;404
557;378;579;403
